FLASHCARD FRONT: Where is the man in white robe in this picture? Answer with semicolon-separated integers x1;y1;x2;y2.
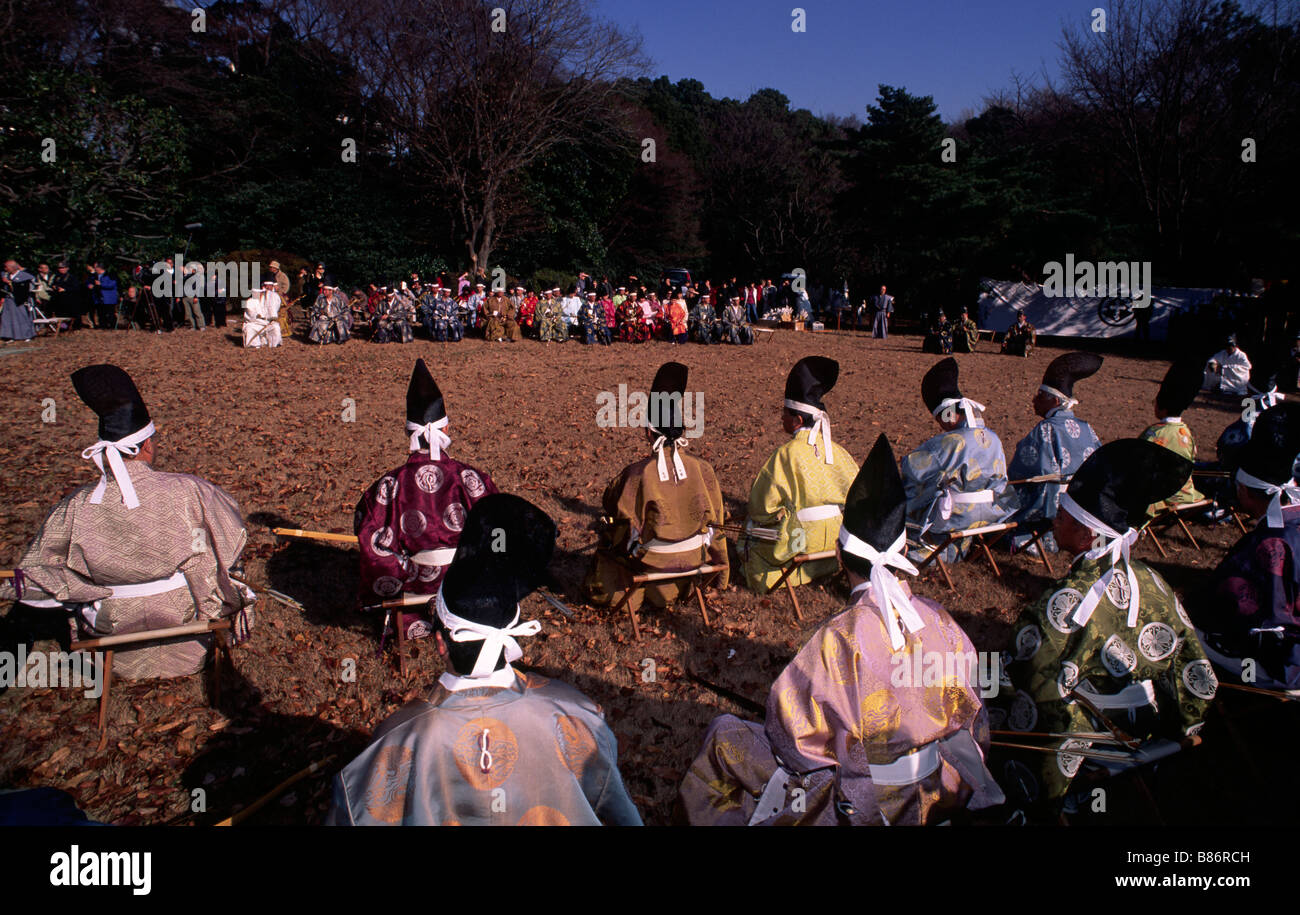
1205;335;1251;395
242;278;283;348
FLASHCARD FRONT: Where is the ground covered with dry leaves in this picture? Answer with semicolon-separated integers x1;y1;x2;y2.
1;323;1292;826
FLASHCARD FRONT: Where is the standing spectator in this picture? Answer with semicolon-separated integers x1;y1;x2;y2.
32;263;53;309
89;263;119;329
744;282;760;323
181;263;205;330
872;285;895;339
1;259;37;341
50;262;80;328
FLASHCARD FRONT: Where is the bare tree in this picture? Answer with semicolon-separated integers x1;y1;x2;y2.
338;0;645;270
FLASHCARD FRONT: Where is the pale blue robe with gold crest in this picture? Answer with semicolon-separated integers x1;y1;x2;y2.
901;421;1018;559
1008;408;1102;524
327;667;642;825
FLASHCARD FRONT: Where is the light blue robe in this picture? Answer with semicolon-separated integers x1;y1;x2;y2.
1008;408;1102;524
901;421;1018;559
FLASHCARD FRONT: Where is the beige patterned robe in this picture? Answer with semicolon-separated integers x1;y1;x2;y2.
2;461;251;679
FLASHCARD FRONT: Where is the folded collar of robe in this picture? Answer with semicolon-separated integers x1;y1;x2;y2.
784;399;833;463
1160;416;1182;424
1236;467;1300;529
1039;384;1078;411
1059;492;1141;628
839;528;924;651
407;417;451;460
81;421;155;509
651;434;688;482
932;396;985;428
434;586;541;679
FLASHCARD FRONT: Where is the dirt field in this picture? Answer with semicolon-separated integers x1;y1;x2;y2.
0;322;1290;825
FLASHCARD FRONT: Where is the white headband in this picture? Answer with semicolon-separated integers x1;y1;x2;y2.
784;399;833;464
1059;492;1141;628
651;434;688;482
1039;384;1078;410
434;586;540;679
407;416;451;460
1236;467;1299;529
933;397;985;428
838;528;923;651
82;421;155;510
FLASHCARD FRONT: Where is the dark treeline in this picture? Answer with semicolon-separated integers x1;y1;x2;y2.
2;0;1297;310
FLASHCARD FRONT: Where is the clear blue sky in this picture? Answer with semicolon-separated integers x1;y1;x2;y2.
594;0;1089;121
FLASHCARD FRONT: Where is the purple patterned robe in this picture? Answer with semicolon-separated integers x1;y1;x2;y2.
353;450;498;610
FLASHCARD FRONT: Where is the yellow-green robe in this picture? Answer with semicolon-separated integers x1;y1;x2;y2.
741;432;858;592
1140;420;1202;510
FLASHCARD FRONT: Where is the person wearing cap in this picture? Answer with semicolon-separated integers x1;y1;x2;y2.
329;494;642;826
354;360;499;642
576;291;601;344
307;276;350;344
681;434;1004;825
921;309;953;355
740;358;859;593
991;439;1215;817
267;259;291;299
0;365;253;679
374;282;416;343
483;288;509;342
1204;334;1252;396
618;291;646;343
1190;402;1300;690
902;357;1019;564
241;277;283;347
1140;360;1205;510
721;296;753;344
585;362;729;617
1000;309;1036;357
1007;353;1105;554
690;295;720;344
434;284;464;341
537;289;567;342
953;306;978;353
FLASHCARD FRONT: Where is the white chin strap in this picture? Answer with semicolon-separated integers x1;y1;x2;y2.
1236;468;1299;529
785;399;833;464
651;434;688;482
435;586;541;679
839;528;923;651
1039;384;1078;411
933;397;985;428
407;417;451;460
1060;493;1141;628
82;422;155;510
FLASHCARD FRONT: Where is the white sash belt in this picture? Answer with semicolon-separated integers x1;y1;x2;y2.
18;571;187;619
107;571;188;600
642;531;711;554
938;487;994;520
1075;679;1157;710
412;548;458;567
869;742;941;786
795;504;842;523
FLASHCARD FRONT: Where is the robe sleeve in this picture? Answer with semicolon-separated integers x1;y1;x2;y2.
589;722;644;826
182;478;251;620
745;451;787;527
1164;590;1214;735
354;481;410;599
12;495;111;604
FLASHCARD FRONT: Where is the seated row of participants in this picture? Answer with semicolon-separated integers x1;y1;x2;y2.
4;348;1296;824
241;278;759;348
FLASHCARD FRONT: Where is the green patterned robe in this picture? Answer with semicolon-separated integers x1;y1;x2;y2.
991;554;1216;811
